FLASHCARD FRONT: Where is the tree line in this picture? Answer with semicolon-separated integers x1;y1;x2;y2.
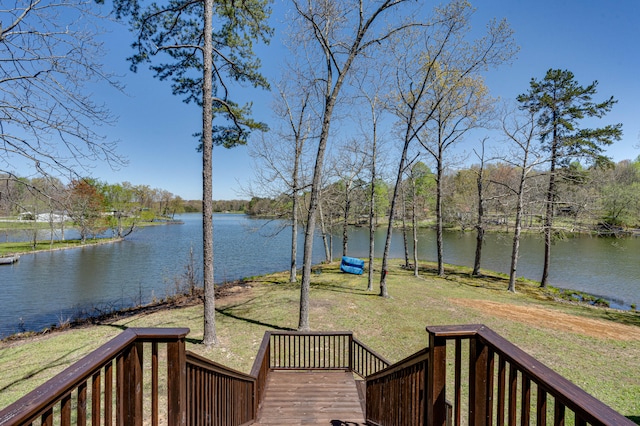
0;176;187;242
249;63;624;311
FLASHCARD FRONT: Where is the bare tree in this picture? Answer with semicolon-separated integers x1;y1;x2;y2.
418;72;495;277
471;137;489;276
353;68;389;291
248;80;316;283
500;107;545;292
330;140;368;258
291;0;423;330
380;1;516;293
0;0;124;189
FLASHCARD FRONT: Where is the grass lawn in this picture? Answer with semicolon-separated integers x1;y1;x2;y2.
0;260;638;422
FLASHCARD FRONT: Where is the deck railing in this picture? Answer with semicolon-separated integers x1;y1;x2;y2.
425;324;635;426
264;331;389;376
0;325;634;426
185;352;255;426
365;347;430;425
0;328;189;426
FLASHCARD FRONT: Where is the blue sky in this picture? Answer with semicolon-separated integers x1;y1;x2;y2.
85;0;640;200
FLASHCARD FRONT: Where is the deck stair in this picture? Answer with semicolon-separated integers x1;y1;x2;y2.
254;370;365;425
0;326;635;425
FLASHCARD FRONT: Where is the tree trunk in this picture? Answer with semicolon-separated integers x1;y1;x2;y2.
380;137;411;297
367;148;377;292
201;0;217;346
401;184;409;268
541;123;558;288
509;165;528;292
436;153;445;277
412;178;419;277
472;161;485;276
290;190;298;283
342;188;350;257
318;201;331;262
299;99;336;330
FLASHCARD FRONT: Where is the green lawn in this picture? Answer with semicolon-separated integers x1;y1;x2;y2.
0;260;638;421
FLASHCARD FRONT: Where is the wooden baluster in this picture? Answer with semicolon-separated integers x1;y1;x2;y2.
92;371;101;426
469;335;489;426
41;407;53;426
508;365;518;426
105;360;113;425
536;387;547;426
151;342;158;426
454;339;462;426
116;353;124;425
521;377;531;426
487;348;495;425
554;400;565;426
61;393;71;426
167;337;186;426
497;356;506;426
122;342;143;426
427;331;447;426
78;381;87;426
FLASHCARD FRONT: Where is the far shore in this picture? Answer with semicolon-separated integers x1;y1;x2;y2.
0;236;123;257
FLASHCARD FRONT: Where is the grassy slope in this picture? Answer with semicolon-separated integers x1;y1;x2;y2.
0;260;638;420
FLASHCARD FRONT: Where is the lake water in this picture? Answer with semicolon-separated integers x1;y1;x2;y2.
0;213;638;338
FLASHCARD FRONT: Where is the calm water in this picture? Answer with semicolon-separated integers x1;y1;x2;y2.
0;213;638;338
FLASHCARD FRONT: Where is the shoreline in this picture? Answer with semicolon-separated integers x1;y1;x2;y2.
1;262;636;344
1;237;124;258
0;280;246;344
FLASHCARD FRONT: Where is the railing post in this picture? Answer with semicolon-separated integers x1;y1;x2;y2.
469;333;489;426
348;333;353;372
167;336;187;426
427;331;447;426
122;342;143;426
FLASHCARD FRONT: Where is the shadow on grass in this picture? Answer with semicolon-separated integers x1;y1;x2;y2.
0;346;85;393
215;297;295;332
312;281;378;296
626;415;639;424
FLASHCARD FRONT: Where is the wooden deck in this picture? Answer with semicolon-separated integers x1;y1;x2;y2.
254;370;366;425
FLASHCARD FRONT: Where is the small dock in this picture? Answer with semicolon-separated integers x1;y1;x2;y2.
255;370;366;425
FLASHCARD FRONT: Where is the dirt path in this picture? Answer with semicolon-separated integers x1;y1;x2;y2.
451;299;640;341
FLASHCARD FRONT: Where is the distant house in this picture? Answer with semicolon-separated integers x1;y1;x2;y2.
19;211;70;222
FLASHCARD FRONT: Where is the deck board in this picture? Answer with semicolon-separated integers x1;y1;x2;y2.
254;370;366;425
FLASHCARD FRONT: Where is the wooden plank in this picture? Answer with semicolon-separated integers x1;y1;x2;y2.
255;371;365;425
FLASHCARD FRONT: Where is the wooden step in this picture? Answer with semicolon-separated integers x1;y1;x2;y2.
254;370;366;425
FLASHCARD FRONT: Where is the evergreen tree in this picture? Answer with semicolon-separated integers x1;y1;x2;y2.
517;69;622;287
111;0;272;345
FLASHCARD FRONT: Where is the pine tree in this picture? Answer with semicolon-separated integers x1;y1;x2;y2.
517;69;622;288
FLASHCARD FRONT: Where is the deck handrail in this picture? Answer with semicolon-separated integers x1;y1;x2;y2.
351;337;390;378
365;347;430;425
1;325;634;426
185;351;256;425
0;327;189;426
426;324;636;426
249;331;272;417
